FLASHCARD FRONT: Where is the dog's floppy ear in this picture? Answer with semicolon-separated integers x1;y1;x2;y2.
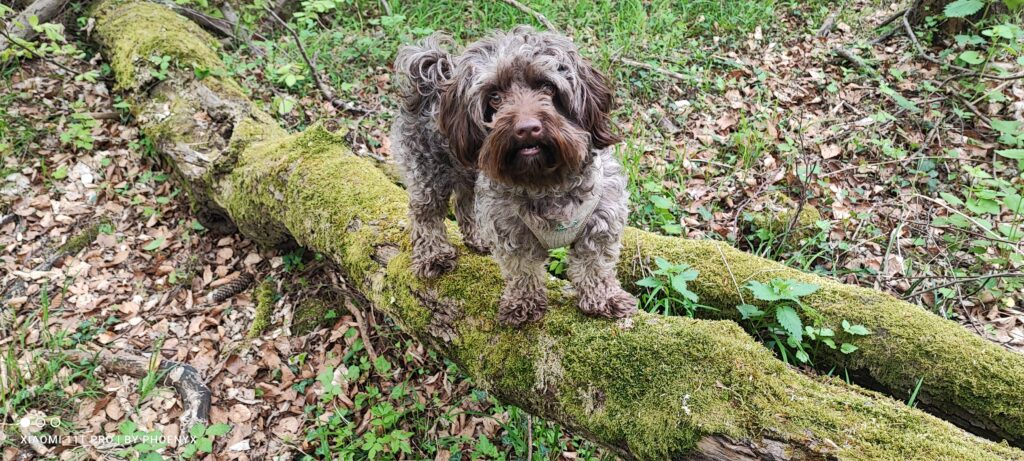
438;66;485;167
575;60;621;150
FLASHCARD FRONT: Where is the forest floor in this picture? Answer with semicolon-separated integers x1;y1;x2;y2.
1;0;1023;459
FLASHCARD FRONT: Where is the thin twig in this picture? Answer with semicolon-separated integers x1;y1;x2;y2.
871;4;911;45
902;272;1023;300
876;8;908;30
263;5;370;115
776;113;814;252
821;154;985;178
831;47;879;76
871;28;900;46
501;0;557;32
950;92;993;127
904;219;1021;247
882;271;1024;281
151;0;235;39
263;7;330;100
716;243;746;305
615;57;693;83
526;415;533;461
344;297;379;363
969;80;1013;106
378;0;392;16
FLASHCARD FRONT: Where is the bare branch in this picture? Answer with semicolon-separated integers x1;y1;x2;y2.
501;0;558;32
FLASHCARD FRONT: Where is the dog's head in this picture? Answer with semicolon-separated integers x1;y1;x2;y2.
438;26;619;187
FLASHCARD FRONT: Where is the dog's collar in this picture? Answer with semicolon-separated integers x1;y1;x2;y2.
519;153;603;249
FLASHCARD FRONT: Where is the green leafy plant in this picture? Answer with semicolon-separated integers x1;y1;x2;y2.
283;248;305;272
59;113;97;151
635;257;708;317
182;422;232;458
269;63;306;89
547;247;568;277
114;420;168;461
148;54;173;81
737;278;870;364
272;95;296;115
632;181;683;235
944;0;986;18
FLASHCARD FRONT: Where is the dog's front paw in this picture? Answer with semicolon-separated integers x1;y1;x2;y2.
463;234;491;255
497;291;548;326
412;244;457;279
579;288;637;319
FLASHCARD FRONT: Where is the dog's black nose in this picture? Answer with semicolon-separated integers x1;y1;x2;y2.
514;118;543;141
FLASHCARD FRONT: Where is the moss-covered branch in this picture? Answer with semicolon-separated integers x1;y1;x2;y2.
91;1;1024;458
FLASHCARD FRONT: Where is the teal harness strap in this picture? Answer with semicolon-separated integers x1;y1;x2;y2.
519;156;603;249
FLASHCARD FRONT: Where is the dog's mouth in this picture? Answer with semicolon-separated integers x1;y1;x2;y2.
517;145;542;157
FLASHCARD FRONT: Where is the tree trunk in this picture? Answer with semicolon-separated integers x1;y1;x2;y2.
89;0;1024;458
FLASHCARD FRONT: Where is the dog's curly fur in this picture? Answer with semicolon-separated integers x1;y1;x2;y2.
391;26;637;325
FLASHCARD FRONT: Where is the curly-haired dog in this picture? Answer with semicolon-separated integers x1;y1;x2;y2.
391;26;637;325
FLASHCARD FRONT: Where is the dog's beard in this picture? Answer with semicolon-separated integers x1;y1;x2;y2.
478;114;590;188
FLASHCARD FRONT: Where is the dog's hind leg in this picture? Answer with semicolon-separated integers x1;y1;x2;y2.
406;167;457;279
454;179;489;254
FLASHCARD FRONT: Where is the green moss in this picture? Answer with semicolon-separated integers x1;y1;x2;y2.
93;0;225;90
292;298;341;336
745;191;822;240
539;308;1021;460
59;219;108;255
248;280;275;338
619;229;1024;446
226;112;287;167
381;252;433;334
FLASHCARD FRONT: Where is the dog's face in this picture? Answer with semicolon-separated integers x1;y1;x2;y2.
438;27;619;187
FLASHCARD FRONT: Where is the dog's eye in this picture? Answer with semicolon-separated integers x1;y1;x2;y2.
488;92;502;108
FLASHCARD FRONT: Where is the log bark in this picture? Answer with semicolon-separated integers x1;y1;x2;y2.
88;1;1024;458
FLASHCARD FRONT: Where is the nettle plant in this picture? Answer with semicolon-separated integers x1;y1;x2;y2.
945;0;1024;63
635;257;710;317
737;278;870;365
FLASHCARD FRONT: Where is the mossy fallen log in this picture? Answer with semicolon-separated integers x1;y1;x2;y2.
618;231;1024;446
90;1;1024;458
